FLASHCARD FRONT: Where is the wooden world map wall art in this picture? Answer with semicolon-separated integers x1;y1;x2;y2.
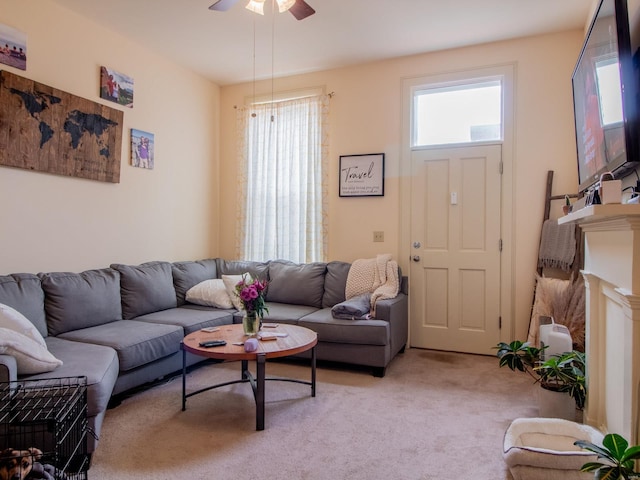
0;70;123;183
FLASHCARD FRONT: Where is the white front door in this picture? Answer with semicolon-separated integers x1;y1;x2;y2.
409;145;502;354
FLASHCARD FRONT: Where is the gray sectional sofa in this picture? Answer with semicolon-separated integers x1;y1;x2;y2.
0;258;408;454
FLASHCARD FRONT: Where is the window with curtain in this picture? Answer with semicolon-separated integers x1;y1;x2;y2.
236;93;329;263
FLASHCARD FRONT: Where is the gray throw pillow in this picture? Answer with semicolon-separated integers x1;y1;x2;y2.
266;260;327;308
0;273;48;338
172;259;218;305
111;261;177;319
40;268;122;335
322;261;351;308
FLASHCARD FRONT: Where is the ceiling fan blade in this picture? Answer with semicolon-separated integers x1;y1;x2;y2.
289;0;315;20
209;0;241;11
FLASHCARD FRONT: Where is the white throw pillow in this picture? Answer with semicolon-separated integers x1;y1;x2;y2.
0;328;63;375
186;279;233;309
0;302;46;347
222;273;253;311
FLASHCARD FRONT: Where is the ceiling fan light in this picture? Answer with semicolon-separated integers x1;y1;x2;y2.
245;0;265;15
276;0;296;13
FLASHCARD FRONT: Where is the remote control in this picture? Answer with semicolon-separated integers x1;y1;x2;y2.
199;340;227;348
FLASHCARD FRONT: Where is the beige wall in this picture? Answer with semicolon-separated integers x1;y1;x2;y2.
220;30;584;340
0;0;220;273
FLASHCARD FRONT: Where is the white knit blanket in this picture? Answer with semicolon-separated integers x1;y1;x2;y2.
346;254;399;316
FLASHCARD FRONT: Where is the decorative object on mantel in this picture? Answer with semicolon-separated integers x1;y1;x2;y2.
100;66;134;108
0;70;123;183
339;153;385;197
131;129;154;169
0;23;26;71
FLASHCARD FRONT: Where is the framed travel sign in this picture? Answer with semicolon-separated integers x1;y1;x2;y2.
339;153;385;197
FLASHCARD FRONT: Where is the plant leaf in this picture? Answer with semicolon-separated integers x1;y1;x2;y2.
603;434;629;461
575;440;618;463
580;461;606;472
621;445;640;463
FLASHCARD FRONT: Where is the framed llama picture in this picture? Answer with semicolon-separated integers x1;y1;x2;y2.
100;66;134;108
131;129;154;169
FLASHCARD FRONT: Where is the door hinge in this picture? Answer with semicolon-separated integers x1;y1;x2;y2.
499;316;502;329
499;239;503;252
499;161;503;175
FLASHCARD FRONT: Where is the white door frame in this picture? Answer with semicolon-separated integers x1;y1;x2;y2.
400;63;516;346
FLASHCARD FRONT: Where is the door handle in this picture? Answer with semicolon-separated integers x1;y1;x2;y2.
412;255;420;262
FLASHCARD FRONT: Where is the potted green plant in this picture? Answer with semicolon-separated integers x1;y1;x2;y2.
495;340;586;413
575;433;640;479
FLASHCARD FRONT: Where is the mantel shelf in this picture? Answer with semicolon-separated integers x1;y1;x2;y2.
558;203;640;227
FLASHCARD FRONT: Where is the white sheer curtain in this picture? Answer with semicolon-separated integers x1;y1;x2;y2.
235;94;329;263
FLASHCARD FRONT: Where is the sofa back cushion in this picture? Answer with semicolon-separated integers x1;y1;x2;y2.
216;259;269;281
40;268;122;336
0;274;48;338
266;260;327;308
172;259;218;306
322;261;351;308
111;261;177;319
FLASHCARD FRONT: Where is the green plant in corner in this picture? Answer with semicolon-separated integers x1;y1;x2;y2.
495;340;545;381
535;350;586;410
494;340;586;409
575;433;640;479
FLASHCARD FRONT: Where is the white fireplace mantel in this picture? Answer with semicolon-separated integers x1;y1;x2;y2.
560;204;640;442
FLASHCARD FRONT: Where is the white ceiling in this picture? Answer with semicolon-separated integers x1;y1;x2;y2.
50;0;594;86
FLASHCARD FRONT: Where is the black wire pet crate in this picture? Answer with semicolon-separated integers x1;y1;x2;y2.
0;377;89;479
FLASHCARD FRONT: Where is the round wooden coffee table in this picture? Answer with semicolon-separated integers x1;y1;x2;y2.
180;323;317;430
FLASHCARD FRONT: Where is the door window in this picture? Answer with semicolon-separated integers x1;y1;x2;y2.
412;80;503;147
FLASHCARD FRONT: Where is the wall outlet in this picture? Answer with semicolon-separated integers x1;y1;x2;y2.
373;231;384;242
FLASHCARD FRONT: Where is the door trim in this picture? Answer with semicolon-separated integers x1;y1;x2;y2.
400;63;516;347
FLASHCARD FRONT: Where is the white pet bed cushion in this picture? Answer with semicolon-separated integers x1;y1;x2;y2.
503;417;604;480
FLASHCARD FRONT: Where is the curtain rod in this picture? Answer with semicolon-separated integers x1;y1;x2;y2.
234;91;335;109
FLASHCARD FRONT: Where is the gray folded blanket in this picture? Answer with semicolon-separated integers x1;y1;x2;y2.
331;293;371;320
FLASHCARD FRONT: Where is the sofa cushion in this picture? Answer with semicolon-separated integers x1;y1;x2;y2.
216;259;269;280
30;336;119;419
267;260;326;308
322;261;351;308
58;320;183;372
0;328;63;374
172;259;218;305
134;306;234;335
299;308;389;346
40;269;122;336
186;279;233;309
0;302;46;347
0;274;47;338
111;261;177;320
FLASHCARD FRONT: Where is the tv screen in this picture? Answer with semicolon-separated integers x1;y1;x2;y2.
572;0;639;193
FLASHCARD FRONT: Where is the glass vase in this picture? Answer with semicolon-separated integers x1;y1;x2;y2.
242;313;260;336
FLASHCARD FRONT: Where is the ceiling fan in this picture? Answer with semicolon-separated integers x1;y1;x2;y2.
209;0;316;21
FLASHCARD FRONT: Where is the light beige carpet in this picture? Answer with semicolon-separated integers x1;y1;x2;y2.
89;349;539;479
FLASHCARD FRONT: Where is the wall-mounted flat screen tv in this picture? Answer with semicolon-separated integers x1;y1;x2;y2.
572;0;639;193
